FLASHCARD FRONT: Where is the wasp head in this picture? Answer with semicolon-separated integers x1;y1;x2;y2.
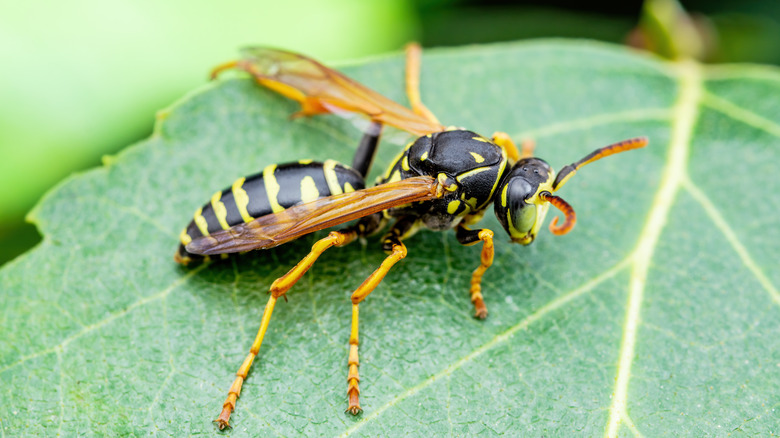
494;158;564;245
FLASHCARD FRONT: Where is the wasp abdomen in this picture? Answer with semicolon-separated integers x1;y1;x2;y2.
175;160;364;264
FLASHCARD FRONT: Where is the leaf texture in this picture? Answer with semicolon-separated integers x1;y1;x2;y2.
1;41;779;437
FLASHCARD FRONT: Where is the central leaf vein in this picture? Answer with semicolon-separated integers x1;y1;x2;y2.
605;60;702;438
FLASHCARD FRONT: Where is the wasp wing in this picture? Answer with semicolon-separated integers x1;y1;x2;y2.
186;176;439;255
214;47;445;137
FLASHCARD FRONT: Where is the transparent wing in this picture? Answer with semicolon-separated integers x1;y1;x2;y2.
186;176;439;255
212;47;445;137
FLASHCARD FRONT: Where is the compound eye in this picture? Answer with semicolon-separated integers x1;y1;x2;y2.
494;177;538;243
508;194;537;236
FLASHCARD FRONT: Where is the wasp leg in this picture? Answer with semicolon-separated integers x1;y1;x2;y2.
269;230;358;298
214;292;278;430
346;236;408;415
455;224;495;319
405;43;440;125
211;60;327;118
214;227;372;429
521;138;536;159
351;121;383;179
346;219;415;414
209;60;239;80
270;212;386;298
490;131;521;163
346;300;363;415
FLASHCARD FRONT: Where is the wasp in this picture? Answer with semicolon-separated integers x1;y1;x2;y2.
173;43;647;429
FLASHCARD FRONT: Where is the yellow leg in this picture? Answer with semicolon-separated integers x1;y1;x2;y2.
270;230;357;298
469;229;494;319
346;241;407;414
214;230;357;429
346;303;361;414
209;60;239;80
521;138;536;159
491;131;521;163
405;43;440;125
214;295;278;430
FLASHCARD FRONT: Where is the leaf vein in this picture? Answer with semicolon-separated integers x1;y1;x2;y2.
700;91;780;138
622;411;644;438
340;258;630;437
0;265;207;374
147;293;177;422
513;108;672;140
682;176;780;305
56;349;65;436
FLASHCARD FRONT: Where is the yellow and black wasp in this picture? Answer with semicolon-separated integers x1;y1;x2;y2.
173;43;648;429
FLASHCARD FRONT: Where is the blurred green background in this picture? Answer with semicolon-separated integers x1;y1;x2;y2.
2;0;778;266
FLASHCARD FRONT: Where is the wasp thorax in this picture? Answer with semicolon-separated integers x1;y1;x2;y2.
494;158;554;245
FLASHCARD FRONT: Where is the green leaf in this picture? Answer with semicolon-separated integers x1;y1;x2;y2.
2;41;779;436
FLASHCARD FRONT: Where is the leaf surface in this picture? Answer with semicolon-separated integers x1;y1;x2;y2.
2;41;779;437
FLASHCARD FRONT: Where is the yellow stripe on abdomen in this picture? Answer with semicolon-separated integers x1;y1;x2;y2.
231;177;254;223
387;169;402;183
193;207;210;236
179;229;192;245
211;191;230;230
263;164;284;213
300;176;319;203
323;160;343;196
